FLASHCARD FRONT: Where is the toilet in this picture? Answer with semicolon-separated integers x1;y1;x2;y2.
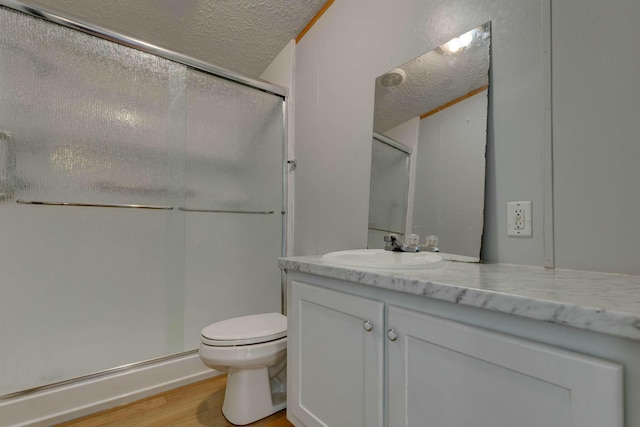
199;312;287;425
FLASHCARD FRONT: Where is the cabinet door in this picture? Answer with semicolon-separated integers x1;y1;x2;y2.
387;305;623;427
289;281;384;427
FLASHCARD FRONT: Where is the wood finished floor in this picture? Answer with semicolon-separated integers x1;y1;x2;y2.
55;375;293;427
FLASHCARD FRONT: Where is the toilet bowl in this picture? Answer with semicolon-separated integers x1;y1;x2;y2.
199;312;287;425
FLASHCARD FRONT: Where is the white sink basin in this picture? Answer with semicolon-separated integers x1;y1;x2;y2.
322;249;443;270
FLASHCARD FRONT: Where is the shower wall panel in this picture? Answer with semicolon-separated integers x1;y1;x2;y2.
0;6;284;396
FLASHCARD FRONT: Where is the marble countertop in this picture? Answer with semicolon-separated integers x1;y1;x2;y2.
279;256;640;342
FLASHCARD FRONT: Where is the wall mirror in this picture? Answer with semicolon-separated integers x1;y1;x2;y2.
367;22;490;262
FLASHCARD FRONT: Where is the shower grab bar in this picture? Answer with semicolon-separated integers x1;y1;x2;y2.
16;200;173;210
178;207;274;214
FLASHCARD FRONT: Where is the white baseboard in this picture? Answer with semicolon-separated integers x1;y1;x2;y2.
0;353;219;427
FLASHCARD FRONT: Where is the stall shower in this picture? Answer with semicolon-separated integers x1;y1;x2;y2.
0;4;286;397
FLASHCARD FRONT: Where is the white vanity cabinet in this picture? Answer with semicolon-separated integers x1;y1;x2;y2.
286;273;624;427
386;305;622;427
288;280;385;427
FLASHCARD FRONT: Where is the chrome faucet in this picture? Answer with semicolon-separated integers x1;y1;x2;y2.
384;234;420;252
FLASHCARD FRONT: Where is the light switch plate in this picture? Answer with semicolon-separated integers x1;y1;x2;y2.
507;201;532;237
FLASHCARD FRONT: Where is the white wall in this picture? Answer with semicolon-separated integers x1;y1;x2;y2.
552;0;640;275
294;0;548;265
413;91;487;258
384;118;420;150
260;40;295;89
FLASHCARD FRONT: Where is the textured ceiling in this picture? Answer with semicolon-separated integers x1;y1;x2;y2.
19;0;326;78
374;24;491;134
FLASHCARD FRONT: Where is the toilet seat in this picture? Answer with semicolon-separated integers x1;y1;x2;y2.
201;312;287;347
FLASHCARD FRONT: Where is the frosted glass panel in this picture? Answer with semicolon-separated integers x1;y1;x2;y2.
0;7;188;396
184;68;284;212
0;11;184;206
183;69;284;347
367;137;410;245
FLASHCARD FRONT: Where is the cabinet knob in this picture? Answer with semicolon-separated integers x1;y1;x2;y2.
363;320;373;332
387;329;398;341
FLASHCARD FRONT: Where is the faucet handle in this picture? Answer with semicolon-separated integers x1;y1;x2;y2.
406;234;419;246
419;235;440;252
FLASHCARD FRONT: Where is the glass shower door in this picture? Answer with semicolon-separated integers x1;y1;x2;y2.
0;5;285;397
367;135;411;249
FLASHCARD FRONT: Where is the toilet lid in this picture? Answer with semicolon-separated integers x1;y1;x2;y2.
201;312;287;346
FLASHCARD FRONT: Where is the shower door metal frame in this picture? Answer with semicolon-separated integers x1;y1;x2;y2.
0;0;287;98
0;0;290;399
373;132;412;155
